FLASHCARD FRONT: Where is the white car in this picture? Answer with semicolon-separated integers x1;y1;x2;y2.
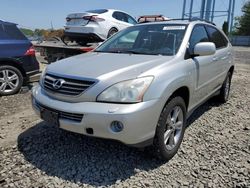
64;9;137;45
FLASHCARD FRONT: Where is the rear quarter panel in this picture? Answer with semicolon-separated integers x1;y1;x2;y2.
0;39;31;58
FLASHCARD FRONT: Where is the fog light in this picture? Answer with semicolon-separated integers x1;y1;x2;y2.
110;121;124;132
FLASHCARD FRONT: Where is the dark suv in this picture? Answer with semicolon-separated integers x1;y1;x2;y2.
0;20;39;96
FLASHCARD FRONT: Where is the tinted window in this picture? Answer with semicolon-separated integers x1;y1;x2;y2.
0;24;7;39
96;24;187;56
189;25;209;53
86;9;108;14
206;26;228;49
0;24;26;40
113;12;128;23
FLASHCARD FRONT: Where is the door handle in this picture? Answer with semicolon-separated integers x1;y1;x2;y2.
213;57;218;62
221;56;228;60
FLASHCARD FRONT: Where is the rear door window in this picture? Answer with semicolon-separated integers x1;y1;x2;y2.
112;12;127;23
189;25;209;53
125;14;137;24
206;26;228;49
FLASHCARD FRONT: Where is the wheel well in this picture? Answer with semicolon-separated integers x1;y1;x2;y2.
110;27;118;31
169;87;190;109
0;60;26;77
229;66;234;76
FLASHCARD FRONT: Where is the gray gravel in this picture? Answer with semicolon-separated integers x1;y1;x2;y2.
0;47;249;188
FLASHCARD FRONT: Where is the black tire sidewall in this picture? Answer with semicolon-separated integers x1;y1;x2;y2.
0;65;23;96
108;28;118;38
154;97;187;161
219;72;232;103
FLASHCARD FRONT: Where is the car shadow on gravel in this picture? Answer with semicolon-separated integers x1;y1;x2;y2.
17;98;222;186
17;122;163;186
186;98;221;127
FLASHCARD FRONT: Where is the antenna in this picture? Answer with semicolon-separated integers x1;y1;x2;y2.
50;21;54;31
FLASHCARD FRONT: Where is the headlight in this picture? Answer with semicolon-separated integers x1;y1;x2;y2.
39;67;47;85
97;76;154;103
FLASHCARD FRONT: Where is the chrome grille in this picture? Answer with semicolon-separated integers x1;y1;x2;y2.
43;73;96;96
35;100;83;123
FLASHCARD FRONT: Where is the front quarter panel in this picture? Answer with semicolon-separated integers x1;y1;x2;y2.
142;58;194;112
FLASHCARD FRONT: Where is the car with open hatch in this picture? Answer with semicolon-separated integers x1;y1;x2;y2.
32;19;234;161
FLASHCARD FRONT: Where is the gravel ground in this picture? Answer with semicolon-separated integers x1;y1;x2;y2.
0;47;249;188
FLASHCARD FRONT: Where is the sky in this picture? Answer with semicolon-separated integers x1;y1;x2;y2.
0;0;246;30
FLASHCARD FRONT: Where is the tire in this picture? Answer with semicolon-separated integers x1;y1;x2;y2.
152;97;187;161
107;28;118;38
0;65;23;96
217;72;232;103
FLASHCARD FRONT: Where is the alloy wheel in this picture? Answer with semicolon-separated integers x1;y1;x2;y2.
164;106;184;150
0;69;19;93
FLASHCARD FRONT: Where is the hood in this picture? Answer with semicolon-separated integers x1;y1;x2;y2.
45;52;175;102
47;52;174;82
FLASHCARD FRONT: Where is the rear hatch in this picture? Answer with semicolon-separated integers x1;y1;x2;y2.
0;22;32;57
66;9;107;26
66;13;93;26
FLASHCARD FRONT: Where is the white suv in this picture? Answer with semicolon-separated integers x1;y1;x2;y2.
33;20;233;161
64;9;137;45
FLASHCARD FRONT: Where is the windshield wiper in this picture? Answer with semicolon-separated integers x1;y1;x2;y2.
122;50;146;54
95;50;122;54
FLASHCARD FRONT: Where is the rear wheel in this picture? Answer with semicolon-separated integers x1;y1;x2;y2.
152;97;186;161
0;65;23;96
107;28;118;38
217;72;232;103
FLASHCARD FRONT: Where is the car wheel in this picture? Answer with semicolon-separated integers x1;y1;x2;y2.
153;97;186;161
217;72;232;103
107;28;118;38
0;65;23;96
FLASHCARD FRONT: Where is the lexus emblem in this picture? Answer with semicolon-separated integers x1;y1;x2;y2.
52;79;65;90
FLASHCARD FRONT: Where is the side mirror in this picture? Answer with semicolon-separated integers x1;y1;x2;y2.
193;42;216;56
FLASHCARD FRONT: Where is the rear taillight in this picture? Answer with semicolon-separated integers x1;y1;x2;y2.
82;15;105;22
66;17;71;22
25;46;36;56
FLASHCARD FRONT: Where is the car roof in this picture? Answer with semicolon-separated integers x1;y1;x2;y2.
0;20;17;26
106;9;133;16
138;19;215;27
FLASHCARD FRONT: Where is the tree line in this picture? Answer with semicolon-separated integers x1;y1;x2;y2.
20;28;64;39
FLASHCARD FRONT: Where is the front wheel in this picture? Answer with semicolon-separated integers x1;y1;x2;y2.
153;97;187;161
0;65;23;96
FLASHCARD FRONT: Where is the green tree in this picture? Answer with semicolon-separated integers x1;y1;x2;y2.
20;28;34;36
234;1;250;35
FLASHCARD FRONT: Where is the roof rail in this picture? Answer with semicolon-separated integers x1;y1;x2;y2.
168;18;216;25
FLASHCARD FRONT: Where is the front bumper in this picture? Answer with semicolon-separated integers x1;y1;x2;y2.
32;86;162;147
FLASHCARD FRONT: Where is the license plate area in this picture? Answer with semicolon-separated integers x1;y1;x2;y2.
41;108;59;127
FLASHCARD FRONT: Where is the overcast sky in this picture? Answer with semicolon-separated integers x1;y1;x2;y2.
0;0;245;29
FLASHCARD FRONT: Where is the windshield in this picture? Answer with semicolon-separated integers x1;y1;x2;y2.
95;24;187;56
